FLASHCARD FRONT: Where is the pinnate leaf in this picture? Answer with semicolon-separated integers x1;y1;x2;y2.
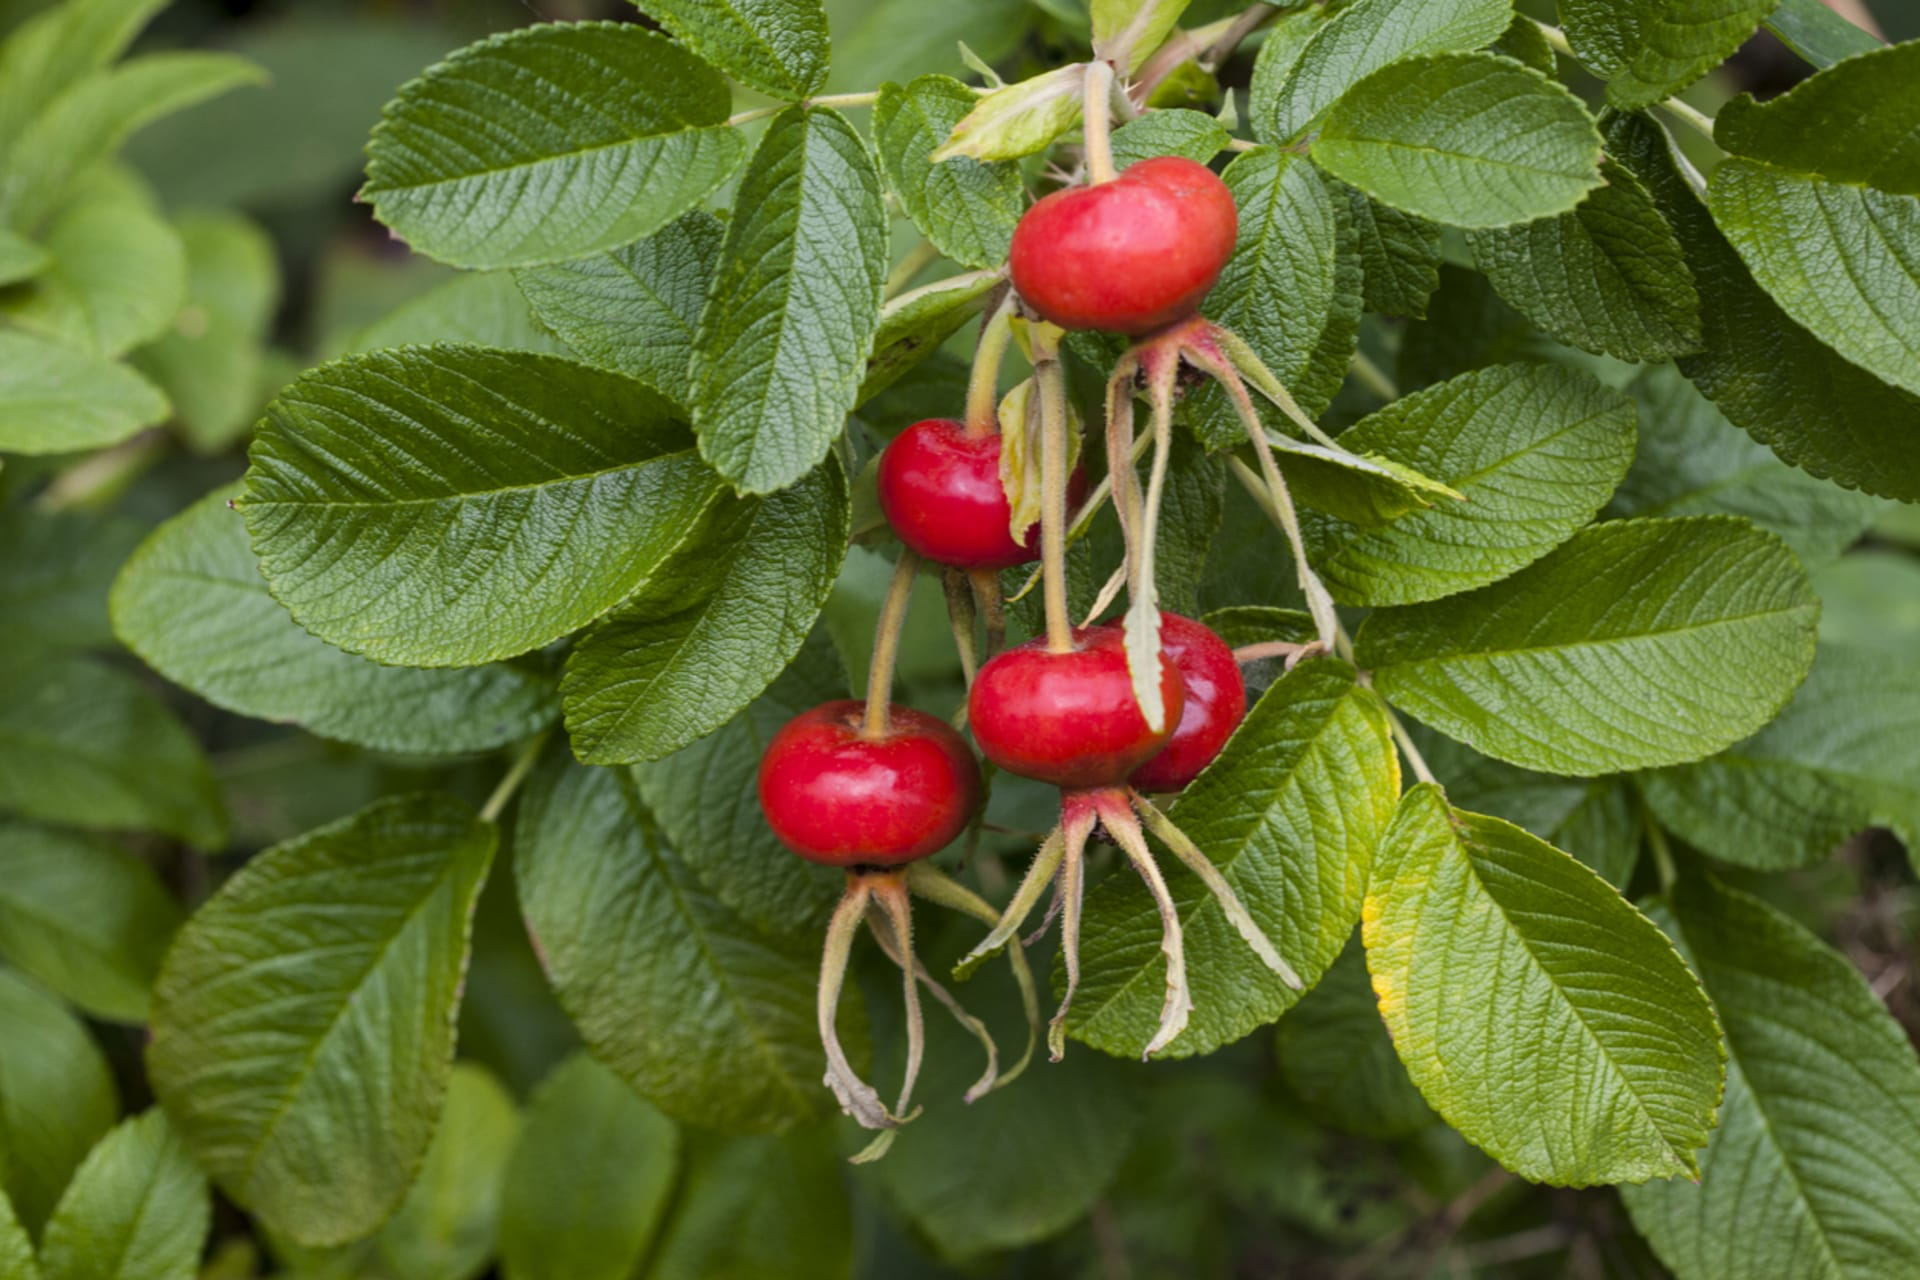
361;23;744;269
630;0;830;100
1365;786;1723;1184
148;795;496;1246
1560;0;1774;108
37;1110;209;1280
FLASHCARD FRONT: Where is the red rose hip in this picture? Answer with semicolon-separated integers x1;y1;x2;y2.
1009;156;1238;336
878;418;1086;570
967;625;1185;790
1129;613;1246;793
758;700;981;867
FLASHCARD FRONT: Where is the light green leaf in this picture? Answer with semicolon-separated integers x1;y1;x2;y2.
1762;0;1884;69
644;1129;851;1280
1361;517;1820;776
0;168;184;357
1303;363;1638;606
858;269;999;406
361;23;745;270
1467;158;1701;360
497;1054;678;1280
0;1191;34;1280
1108;108;1231;170
1622;876;1920;1279
148;794;496;1246
0;654;224;848
0;329;167;455
1311;52;1605;230
0;822;180;1023
928;62;1084;164
1608;110;1920;500
515;752;833;1132
1345;185;1443;317
1560;0;1774;108
0;228;47;285
1639;641;1920;869
0;970;117;1237
691;106;888;495
514;210;720;404
1260;0;1514;143
1187;148;1362;445
1608;364;1884;568
873;76;1025;269
0;507;141;654
114;486;557;755
1092;0;1189;73
1365;785;1723;1184
130;209;279;452
38;1111;209;1280
347;271;563;359
631;0;829;99
824;0;1029;94
630;629;845;939
374;1064;518;1280
1069;660;1401;1058
0;53;264;232
240;345;725;668
563;457;847;764
1275;938;1434;1138
0;0;167;150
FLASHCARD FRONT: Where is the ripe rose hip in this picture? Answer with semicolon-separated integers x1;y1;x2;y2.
967;624;1185;790
1009;156;1238;336
877;418;1087;570
758;700;981;867
1129;613;1246;793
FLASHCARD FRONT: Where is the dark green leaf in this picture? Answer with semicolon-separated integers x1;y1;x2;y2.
1713;39;1917;193
1359;517;1820;776
375;1064;517;1280
691;107;888;494
1345;185;1443;318
0;329;167;455
0;507;141;654
37;1111;209;1280
361;24;744;269
858;271;999;406
0;1191;32;1280
1366;786;1723;1184
1275;938;1434;1138
148;795;496;1246
631;0;830;100
241;345;724;668
1560;0;1774;108
644;1129;851;1280
0;969;117;1236
873;76;1025;269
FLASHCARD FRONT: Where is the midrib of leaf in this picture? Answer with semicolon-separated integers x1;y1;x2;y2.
688;1;794;85
1335;129;1585;181
249;446;706;510
234;853;477;1193
370;122;730;194
1390;600;1817;669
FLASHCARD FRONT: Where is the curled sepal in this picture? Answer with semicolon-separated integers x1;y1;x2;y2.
1135;795;1302;989
953;827;1066;980
1047;798;1099;1061
1093;790;1193;1058
865;878;996;1104
817;876;910;1135
906;862;1040;1089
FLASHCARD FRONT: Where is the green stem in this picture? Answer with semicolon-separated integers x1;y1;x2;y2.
965;294;1018;438
479;731;551;824
1385;709;1438;788
1082;60;1118;184
1349;350;1399;402
1643;804;1679;894
884;239;941;299
1657;95;1719;140
1032;330;1076;653
942;568;980;686
862;550;921;740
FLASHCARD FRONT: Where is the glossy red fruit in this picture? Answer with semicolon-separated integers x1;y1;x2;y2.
878;418;1087;570
1129;613;1246;793
1009;156;1238;336
968;625;1186;790
758;701;981;868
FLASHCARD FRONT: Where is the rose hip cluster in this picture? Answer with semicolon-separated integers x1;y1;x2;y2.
757;152;1303;1153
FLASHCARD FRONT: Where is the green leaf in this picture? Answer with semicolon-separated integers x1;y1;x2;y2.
0;53;265;232
374;1064;518;1280
824;0;1029;94
0;654;224;848
37;1111;209;1280
129;209;279;452
361;23;745;270
1466;158;1701;360
691;106;888;495
240;345;725;668
1608;110;1920;500
1713;37;1916;193
497;1054;679;1280
1312;53;1604;230
1092;0;1189;74
0;969;117;1236
1259;0;1515;144
0;822;181;1023
928;62;1084;164
643;1130;852;1280
0;1191;34;1280
1622;876;1920;1278
1365;785;1723;1184
515;752;834;1131
0;0;168;152
0;228;47;285
1108;108;1231;170
1069;660;1401;1058
1607;364;1884;568
1560;0;1774;108
630;0;829;99
1419;734;1642;886
1275;938;1435;1138
514;210;720;404
0;507;142;654
0;328;167;455
1345;185;1443;318
1813;549;1920;655
873;76;1025;269
346;271;563;360
858;269;999;406
1303;363;1638;606
1244;5;1324;144
0;168;184;357
114;486;557;756
148;794;496;1247
1762;0;1884;68
563;458;847;764
630;630;844;938
1639;642;1920;870
1187;148;1362;445
1359;517;1821;776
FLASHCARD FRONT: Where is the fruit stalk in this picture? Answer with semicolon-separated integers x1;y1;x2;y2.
1081;60;1118;185
1032;329;1076;654
965;293;1018;439
861;549;922;740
